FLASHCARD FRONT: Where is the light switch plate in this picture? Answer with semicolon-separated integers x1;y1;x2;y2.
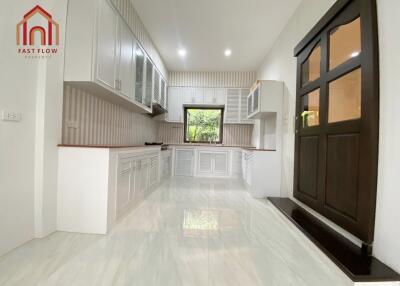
1;110;22;122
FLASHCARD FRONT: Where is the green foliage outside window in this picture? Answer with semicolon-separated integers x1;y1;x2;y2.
185;108;222;142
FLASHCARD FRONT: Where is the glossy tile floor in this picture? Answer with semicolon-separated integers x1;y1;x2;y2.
0;178;353;286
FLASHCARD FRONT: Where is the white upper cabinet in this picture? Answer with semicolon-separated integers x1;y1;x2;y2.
182;88;197;104
204;88;226;105
116;19;135;99
225;88;253;124
247;81;284;119
64;0;167;114
168;87;183;122
95;0;118;89
134;45;145;105
214;88;227;105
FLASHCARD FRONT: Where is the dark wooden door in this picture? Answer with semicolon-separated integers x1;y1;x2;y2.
293;0;379;243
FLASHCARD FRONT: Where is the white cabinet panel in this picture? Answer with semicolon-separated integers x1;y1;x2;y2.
161;152;172;181
144;57;153;108
215;88;226;105
196;150;229;177
116;160;132;217
198;151;213;174
194;88;204;104
203;88;215;104
149;156;159;188
116;19;134;99
225;89;253;124
231;150;242;177
204;88;226;105
182;88;196;104
225;89;240;123
240;89;253;124
96;0;117;89
214;152;228;176
168;87;183;122
175;149;194;176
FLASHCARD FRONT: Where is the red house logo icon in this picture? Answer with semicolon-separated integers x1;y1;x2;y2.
16;5;59;46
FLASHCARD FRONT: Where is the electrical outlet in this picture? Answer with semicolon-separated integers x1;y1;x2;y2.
1;110;22;122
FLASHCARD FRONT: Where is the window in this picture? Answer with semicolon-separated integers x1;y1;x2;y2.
184;107;224;143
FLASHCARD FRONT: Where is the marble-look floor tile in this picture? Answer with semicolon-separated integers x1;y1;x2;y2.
0;177;353;286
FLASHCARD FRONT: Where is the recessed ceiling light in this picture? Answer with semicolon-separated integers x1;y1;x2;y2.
351;51;360;58
178;48;187;57
224;49;232;57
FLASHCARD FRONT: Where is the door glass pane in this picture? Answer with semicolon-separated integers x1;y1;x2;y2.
300;89;320;128
328;68;361;123
135;46;145;103
302;43;321;86
329;18;361;70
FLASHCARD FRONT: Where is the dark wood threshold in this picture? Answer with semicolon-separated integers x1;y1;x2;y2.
268;197;400;283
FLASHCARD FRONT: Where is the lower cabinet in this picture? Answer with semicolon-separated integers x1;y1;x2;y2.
58;146;161;234
174;148;195;176
197;150;229;177
160;150;172;181
242;149;281;198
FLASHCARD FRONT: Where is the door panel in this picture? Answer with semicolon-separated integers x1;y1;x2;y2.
298;136;319;200
325;134;359;219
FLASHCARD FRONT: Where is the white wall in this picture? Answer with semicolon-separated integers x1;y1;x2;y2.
0;0;68;255
373;0;400;273
257;0;336;197
256;0;400;273
0;0;38;256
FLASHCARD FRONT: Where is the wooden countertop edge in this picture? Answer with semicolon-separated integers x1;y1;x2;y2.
57;144;277;152
57;144;161;149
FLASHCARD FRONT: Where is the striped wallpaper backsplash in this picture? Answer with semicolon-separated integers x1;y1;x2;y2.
157;122;253;147
110;0;167;78
62;84;158;146
168;71;256;88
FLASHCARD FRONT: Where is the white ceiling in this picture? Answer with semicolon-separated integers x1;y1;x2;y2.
130;0;301;72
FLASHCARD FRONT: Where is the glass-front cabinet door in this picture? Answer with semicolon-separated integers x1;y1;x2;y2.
253;85;260;113
144;57;153;108
247;93;253;117
134;45;145;104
